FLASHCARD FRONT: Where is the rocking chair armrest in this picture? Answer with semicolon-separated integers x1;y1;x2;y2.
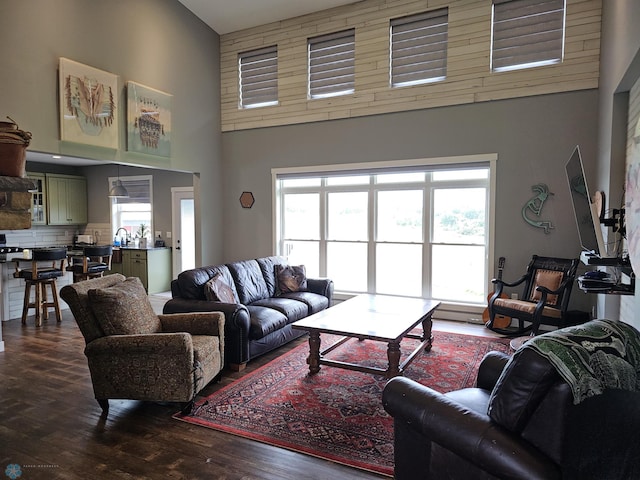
535;276;572;296
492;274;528;289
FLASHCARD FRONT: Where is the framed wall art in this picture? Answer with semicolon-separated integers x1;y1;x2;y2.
59;57;118;149
127;81;172;157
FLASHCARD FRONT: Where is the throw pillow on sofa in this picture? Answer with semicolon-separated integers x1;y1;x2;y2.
88;277;161;335
204;273;237;303
275;264;307;295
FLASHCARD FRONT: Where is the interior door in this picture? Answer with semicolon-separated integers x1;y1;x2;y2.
171;187;195;278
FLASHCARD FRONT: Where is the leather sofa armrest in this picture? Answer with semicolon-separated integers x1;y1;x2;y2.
163;298;251;365
383;377;561;480
306;278;334;303
163;299;249;330
476;351;511;391
159;311;225;338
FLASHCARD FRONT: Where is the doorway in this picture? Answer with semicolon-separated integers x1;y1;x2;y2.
171;187;195;278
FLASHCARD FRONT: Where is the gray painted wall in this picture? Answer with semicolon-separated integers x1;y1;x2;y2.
221;90;598;312
5;0;637;317
598;0;640;324
0;0;222;265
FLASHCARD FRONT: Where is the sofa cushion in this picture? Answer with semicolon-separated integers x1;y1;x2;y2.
246;305;289;339
275;264;307;295
445;388;492;415
279;291;329;314
487;348;560;433
176;266;220;300
60;273;127;343
227;259;269;304
256;256;288;297
251;297;308;322
88;277;162;335
204;273;237;304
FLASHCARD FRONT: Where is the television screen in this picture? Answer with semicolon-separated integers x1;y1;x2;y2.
565;146;612;258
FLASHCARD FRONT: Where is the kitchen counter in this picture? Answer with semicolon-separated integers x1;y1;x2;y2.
113;246;171;251
0;245;171;262
1;245;172;323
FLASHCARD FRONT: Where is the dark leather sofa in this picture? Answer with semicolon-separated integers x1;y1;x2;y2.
383;320;640;480
163;256;333;370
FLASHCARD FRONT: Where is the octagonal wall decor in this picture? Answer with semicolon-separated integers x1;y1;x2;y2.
240;191;255;208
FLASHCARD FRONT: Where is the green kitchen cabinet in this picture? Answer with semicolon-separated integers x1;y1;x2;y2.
120;248;171;293
46;174;88;225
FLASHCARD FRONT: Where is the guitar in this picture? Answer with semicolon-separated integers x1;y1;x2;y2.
482;256;511;329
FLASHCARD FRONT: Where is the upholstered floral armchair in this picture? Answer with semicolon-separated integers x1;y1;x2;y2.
60;274;225;415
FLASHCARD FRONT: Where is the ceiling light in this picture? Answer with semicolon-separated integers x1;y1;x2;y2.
108;165;129;198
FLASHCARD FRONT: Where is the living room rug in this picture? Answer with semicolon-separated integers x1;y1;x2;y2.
174;331;511;476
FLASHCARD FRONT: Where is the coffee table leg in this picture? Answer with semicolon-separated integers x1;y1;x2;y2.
386;341;401;378
422;314;433;352
307;331;321;374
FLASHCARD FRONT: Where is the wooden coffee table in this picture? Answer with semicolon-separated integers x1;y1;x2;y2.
291;294;440;378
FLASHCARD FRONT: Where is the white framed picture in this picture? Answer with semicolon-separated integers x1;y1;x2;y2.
59;57;119;149
127;81;171;157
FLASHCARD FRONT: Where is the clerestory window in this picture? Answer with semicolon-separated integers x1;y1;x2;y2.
390;8;449;87
239;46;279;108
491;0;566;72
308;29;356;99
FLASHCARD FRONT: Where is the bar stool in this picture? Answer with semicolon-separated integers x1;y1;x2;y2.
69;245;112;282
14;247;67;327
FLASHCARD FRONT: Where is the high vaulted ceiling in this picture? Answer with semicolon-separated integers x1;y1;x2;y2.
178;0;362;35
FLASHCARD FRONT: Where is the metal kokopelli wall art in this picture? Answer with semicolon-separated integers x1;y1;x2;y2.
522;183;554;233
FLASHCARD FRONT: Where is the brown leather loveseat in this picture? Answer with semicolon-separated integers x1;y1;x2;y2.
383;319;640;480
163;256;333;370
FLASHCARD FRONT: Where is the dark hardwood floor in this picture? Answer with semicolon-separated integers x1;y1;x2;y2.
0;312;386;480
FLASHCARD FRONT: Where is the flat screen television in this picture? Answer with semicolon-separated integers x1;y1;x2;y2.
565;145;614;258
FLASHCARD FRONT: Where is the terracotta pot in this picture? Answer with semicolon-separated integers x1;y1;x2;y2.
0;121;18;131
0;142;26;177
0;118;31;177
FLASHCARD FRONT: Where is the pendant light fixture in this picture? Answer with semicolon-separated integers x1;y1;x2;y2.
108;164;129;198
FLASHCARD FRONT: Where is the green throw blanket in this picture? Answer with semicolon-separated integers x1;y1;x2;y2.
523;319;640;404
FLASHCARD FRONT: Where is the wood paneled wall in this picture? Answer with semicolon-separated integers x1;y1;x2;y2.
220;0;601;132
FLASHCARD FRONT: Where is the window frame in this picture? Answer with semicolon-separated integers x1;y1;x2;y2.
272;154;498;321
108;174;154;242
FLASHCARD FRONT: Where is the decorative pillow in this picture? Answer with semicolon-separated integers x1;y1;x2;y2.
275;264;307;295
88;277;161;335
529;269;563;305
204;273;237;303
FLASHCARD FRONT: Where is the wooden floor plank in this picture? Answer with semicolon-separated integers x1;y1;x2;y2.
0;312;387;479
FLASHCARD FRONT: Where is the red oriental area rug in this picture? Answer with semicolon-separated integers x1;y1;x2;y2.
174;331;511;476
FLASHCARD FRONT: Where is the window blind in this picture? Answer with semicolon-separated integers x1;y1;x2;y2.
390;8;448;87
113;178;151;204
308;29;355;98
239;46;278;108
275;162;490;180
491;0;565;72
